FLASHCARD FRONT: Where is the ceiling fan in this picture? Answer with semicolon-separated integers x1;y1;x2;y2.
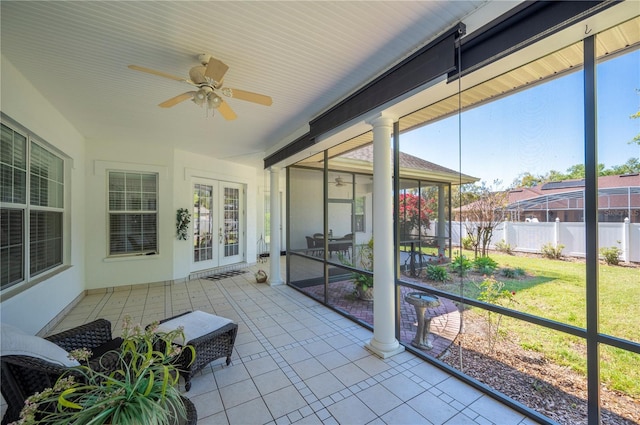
331;176;353;187
128;54;272;120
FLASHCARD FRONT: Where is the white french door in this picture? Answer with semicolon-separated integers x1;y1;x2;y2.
219;183;243;266
192;179;244;272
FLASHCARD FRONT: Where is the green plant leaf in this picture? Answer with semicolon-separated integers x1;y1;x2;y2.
58;388;82;410
160;364;170;398
143;370;155;396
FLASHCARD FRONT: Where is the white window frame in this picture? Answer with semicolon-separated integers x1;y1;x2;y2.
107;171;159;257
1;118;68;295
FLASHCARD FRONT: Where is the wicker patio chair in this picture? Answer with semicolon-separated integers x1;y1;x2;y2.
1;319;121;425
154;311;238;391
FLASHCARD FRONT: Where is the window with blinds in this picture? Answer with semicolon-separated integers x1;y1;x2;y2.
108;171;158;256
1;122;65;291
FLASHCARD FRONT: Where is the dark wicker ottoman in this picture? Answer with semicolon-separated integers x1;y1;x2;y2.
156;311;238;391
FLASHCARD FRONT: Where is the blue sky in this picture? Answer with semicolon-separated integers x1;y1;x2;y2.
400;49;640;188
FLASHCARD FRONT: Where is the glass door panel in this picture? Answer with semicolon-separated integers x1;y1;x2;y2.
219;183;243;266
192;180;244;271
327;201;353;265
193;182;216;270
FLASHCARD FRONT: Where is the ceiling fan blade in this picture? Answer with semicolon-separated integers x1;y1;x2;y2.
225;88;272;106
158;91;195;108
128;65;191;83
204;58;229;85
217;100;237;121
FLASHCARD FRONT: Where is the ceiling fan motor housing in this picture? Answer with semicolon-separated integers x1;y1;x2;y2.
198;53;212;65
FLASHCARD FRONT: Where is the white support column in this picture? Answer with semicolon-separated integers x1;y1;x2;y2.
269;166;284;286
438;185;446;256
365;114;404;359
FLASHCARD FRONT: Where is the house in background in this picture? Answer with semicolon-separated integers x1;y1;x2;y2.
290;143;478;249
506;174;640;223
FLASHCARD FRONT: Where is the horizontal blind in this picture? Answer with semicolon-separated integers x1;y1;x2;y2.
1;123;27;204
29;210;62;276
108;171;158;255
0;208;24;289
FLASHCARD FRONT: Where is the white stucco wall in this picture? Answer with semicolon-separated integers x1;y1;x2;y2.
172;149;259;280
1;57;86;334
83;137;263;289
1;55;264;331
289;168;323;251
84;139;176;289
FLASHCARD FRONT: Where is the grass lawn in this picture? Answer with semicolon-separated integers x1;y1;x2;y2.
421;250;640;398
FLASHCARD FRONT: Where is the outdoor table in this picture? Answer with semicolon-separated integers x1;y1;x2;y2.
405;292;441;349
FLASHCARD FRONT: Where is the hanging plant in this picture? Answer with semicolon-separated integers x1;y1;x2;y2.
176;208;191;240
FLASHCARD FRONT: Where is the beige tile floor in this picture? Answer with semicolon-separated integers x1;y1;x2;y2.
6;259;542;425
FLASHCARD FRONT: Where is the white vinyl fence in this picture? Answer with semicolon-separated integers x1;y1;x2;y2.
444;218;640;263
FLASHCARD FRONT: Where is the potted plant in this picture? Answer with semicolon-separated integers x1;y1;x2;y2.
352;270;374;301
12;317;195;425
341;238;374;301
176;208;191;240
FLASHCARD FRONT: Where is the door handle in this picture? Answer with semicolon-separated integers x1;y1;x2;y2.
219;228;223;244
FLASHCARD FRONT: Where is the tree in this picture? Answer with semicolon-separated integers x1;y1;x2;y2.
461;181;508;258
547;169;568;182
563;164;586;179
631;110;640;146
398;192;433;239
511;160;636;189
451;183;483;209
630;89;639;146
607;157;640;175
511;172;542;188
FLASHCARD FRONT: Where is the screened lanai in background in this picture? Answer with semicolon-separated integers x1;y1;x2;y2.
504;174;640;223
285;12;640;425
288;143;477;307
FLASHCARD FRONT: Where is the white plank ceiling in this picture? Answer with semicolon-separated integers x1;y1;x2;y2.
1;1;515;167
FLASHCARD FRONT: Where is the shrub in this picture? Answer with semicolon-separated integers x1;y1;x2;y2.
600;245;622;266
450;254;473;276
425;264;450;282
541;242;564;259
474;256;498;275
461;235;474;250
501;267;526;279
494;239;515;255
475;276;517;353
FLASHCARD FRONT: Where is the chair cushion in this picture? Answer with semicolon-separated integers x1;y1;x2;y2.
0;323;80;367
156;311;233;345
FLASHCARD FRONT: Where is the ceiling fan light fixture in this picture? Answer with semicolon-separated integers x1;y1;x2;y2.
207;92;223;109
195;87;208;100
192;93;205;107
